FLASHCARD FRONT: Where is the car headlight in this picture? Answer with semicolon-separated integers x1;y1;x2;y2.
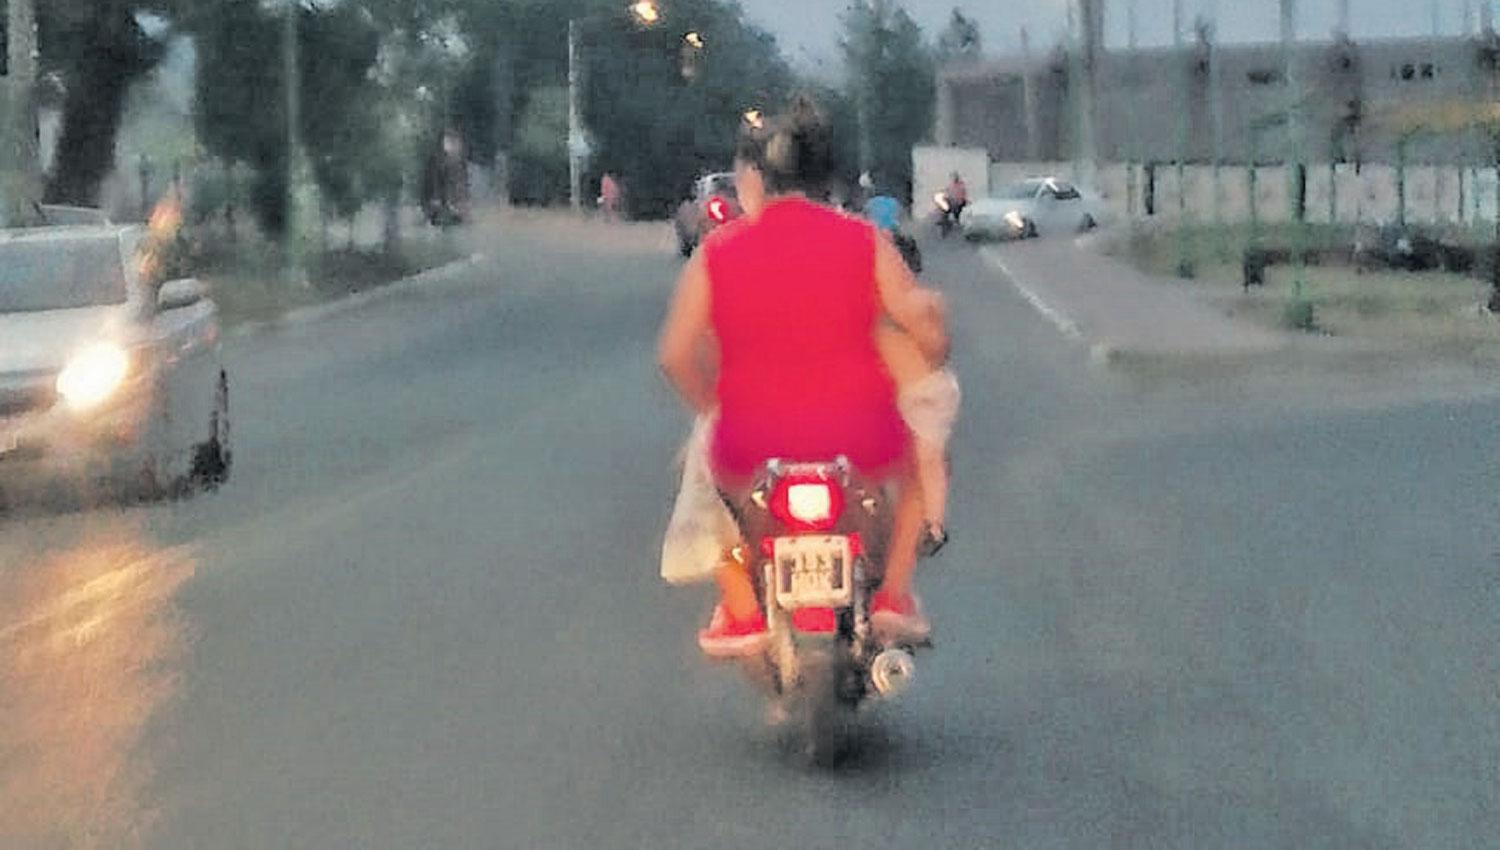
1004;210;1026;231
56;344;130;410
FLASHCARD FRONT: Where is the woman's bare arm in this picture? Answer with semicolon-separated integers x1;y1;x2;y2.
874;235;949;364
657;252;717;415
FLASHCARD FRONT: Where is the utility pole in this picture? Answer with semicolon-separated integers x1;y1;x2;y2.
1282;0;1309;310
1125;0;1138;215
1174;0;1195;277
567;19;584;211
1077;0;1102;190
2;0;41;226
1066;1;1081;185
283;0;309;285
1021;27;1040;161
1208;0;1228;259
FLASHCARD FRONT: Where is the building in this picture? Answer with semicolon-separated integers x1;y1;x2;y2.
935;30;1500;167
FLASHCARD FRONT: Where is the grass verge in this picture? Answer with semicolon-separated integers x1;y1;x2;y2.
195;231;466;326
1113;224;1500;352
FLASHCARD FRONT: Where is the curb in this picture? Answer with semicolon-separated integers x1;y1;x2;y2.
229;252;487;338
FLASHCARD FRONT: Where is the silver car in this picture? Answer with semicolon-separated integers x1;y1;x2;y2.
0;225;231;502
962;177;1105;240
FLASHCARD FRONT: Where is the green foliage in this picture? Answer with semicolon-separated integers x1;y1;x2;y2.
512;85;569;204
576;0;793;216
38;0;176;204
841;2;936;202
187;0;445;234
1282;297;1319;332
936;8;982;64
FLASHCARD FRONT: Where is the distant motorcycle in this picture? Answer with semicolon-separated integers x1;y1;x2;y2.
931;192;959;238
892;231;922;274
725;457;927;765
426;200;465;228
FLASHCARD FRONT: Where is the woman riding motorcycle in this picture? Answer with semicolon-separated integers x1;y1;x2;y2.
657;96;949;656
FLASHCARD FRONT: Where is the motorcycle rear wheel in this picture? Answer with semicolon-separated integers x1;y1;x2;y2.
788;650;858;767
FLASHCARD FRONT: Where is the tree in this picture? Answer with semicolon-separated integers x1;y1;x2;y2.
38;0;175;205
574;0;793;215
186;0;452;236
841;1;935;202
512;84;569;203
935;8;981;65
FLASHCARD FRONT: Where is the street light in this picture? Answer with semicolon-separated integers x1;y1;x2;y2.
631;1;660;26
568;2;667;211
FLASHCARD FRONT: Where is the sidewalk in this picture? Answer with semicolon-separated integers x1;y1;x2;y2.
981;238;1289;363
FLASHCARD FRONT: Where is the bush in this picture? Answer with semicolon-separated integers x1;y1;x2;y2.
1282;298;1318;332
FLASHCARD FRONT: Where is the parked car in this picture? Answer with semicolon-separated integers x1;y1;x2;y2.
673;172;741;256
0;225;231;502
0;204;112;229
962;177;1105;240
37;205;112;227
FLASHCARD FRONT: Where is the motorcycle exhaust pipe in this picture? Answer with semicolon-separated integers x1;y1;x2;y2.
869;648;916;698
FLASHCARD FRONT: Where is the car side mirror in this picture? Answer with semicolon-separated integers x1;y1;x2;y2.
158;278;207;311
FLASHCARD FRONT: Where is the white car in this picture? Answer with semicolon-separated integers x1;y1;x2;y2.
0;225;231;502
961;177;1105;240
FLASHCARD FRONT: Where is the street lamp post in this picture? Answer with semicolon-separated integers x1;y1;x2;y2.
284;0;309;285
568;18;585;212
568;1;662;212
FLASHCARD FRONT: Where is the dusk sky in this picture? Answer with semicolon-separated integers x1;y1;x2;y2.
746;0;1495;69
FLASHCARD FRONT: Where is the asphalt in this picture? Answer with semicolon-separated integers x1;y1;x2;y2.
1;217;1495;849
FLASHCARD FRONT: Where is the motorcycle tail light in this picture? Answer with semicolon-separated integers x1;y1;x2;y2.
707;196;730;224
769;475;843;532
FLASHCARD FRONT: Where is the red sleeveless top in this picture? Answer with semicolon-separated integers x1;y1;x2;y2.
704;198;908;480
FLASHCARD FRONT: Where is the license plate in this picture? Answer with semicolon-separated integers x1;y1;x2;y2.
772;535;854;610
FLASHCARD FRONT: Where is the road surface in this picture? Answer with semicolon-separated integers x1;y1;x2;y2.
1;217;1495;849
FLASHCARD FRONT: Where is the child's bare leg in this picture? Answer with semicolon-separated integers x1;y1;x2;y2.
713;545;759;622
914;437;948;531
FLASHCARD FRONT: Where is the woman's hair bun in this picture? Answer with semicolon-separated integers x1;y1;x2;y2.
744;92;833;197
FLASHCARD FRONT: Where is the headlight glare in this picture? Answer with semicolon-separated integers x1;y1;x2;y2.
56;344;130;410
1004;210;1026;230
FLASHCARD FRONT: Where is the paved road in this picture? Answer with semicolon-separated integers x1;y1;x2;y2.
1;219;1495;849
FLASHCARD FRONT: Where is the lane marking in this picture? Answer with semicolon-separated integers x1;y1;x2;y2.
980;248;1082;340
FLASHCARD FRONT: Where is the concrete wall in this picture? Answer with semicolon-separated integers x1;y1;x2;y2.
941;34;1500;168
912;146;990;214
917;147;1500;226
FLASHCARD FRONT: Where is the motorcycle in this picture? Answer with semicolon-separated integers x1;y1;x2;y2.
892;231;922;274
725;457;927;765
425;199;466;228
931;192;963;239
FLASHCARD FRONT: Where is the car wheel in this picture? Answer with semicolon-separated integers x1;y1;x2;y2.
1024;220;1039;239
134;368;232;502
1079;213;1097;232
190;369;233;491
678;238;695;257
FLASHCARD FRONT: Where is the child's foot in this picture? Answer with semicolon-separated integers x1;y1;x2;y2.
698;605;769;658
918;520;948;558
870;589;932;641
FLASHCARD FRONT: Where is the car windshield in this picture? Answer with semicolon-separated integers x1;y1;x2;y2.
993;180;1044;200
704;175;737;198
0;237;127;313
